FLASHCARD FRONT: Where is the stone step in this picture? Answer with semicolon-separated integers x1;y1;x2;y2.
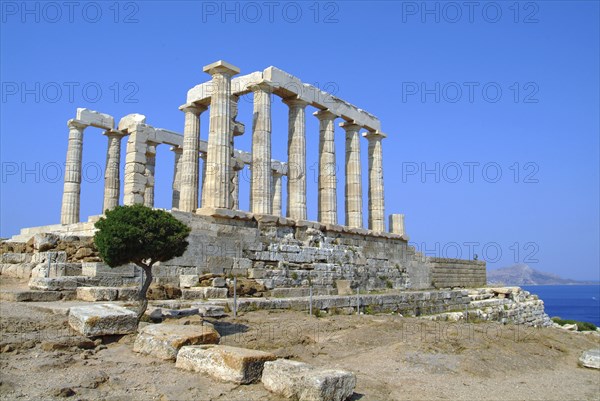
175;345;276;384
0;290;72;302
261;359;356;401
29;276;99;291
133;323;220;361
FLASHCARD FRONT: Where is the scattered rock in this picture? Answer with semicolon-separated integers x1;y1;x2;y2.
69;304;138;336
33;233;59;252
176;345;276;384
579;349;600;369
76;287;118;301
52;387;76;397
134;323;220;361
262;359;356;401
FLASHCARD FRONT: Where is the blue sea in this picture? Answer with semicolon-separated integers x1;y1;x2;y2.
522;285;600;326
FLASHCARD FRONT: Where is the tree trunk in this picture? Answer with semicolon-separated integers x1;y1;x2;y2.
136;263;153;321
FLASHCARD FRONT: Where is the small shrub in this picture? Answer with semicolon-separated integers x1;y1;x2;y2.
386;280;393;289
291;272;298;280
551;317;597;331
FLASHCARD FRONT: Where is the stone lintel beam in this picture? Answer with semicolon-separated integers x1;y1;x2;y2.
76;108;114;130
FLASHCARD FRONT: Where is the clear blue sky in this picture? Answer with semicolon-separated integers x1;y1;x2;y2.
1;1;598;280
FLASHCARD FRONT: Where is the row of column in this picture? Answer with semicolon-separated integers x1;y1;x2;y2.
60;62;386;233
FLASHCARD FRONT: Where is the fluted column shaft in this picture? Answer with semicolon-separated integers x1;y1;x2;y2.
144;143;157;208
341;122;363;228
102;130;125;212
179;105;205;212
272;172;283;216
283;98;308;221
203;61;240;209
200;153;207;207
171;146;183;209
61;119;87;224
315;110;338;225
250;82;273;214
231;164;242;210
365;131;386;232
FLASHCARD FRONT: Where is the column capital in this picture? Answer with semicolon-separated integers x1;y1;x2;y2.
170;145;183;154
67;119;87;130
249;80;274;93
103;129;126;138
203;60;240;76
179;102;208;115
313;109;338;121
339;121;362;132
362;130;387;140
282;96;309;108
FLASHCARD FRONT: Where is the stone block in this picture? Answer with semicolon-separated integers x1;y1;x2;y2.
76;108;115;130
29;277;79;291
32;251;67;264
76;287;118;301
33;233;59;252
117;287;139;301
212;277;226;287
175;345;276;384
194;304;226;317
207;256;234;273
68;304;138;337
81;262;136;278
118;113;146;131
335;280;353;296
133;323;220;361
180;275;199;288
261;359;356;401
248;268;266;279
182;287;228;299
0;290;63;302
0;253;32;264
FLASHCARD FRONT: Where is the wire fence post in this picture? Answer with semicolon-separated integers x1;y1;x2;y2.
233;276;237;318
309;286;313;317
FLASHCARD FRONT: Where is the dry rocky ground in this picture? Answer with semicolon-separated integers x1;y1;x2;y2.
1;279;599;400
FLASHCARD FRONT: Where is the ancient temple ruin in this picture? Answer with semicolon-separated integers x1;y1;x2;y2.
6;60;487;293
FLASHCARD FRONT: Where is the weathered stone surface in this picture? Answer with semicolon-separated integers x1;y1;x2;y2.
212;277;226;288
176;345;276;384
68;304;138;336
0;290;64;302
180;275;199;288
335;280;352;296
579;349;600;369
262;359;356;401
133;323;220;361
195;304;226;317
29;277;96;291
76;287;118;301
33;233;59;252
77;108;115;130
182;287;228;299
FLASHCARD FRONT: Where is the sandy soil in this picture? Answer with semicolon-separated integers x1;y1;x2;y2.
1;281;599;400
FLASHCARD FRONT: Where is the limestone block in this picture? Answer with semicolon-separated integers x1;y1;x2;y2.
180;275;199;288
182;287;228;299
207;256;234;273
0;290;64;302
248;268;266;279
117;287;139;301
0;253;32;264
76;108;115;130
176;345;276;384
133;323;220;361
76;287;118;301
335;280;353;296
0;263;35;279
29;277;80;291
31;251;67;264
212;277;226;288
81;262;136;278
33;233;59;252
194;304;226;317
261;359;356;401
118;113;146;131
68;304;138;336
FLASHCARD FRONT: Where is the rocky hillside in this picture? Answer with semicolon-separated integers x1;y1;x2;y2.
487;264;596;286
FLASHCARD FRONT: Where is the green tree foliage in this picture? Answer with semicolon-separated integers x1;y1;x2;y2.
94;205;191;320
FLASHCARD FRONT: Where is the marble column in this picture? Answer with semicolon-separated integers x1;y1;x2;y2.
200;153;207;207
171;146;183;209
341;122;363;228
178;104;206;213
250;82;273;215
364;131;386;232
389;214;405;237
283;97;309;221
202;60;240;209
231;161;244;210
61;119;87;225
143;143;157;208
123;125;148;206
272;171;283;216
102;130;125;213
314;110;338;225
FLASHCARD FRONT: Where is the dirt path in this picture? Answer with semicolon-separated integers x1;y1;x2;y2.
1;298;599;400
